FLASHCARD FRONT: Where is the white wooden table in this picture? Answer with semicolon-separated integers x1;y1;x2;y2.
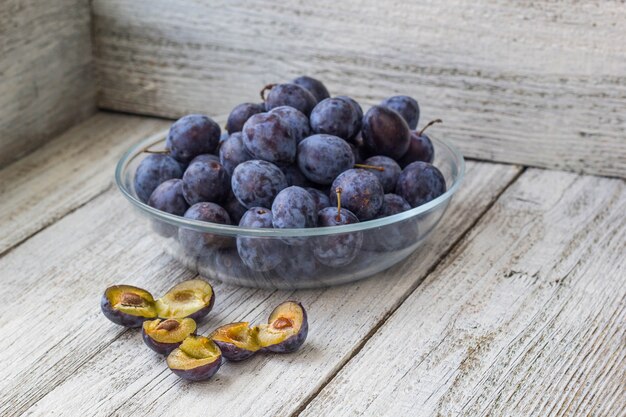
0;112;623;416
1;1;625;415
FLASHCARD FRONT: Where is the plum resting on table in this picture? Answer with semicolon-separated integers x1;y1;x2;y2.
167;335;223;381
210;321;260;361
255;301;308;353
101;285;157;328
142;318;197;355
155;279;215;322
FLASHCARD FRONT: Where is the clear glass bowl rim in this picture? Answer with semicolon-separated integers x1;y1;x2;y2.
115;130;465;237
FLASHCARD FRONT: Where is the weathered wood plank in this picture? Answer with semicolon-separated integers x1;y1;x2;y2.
299;169;626;416
0;0;97;168
92;0;626;178
0;112;169;256
0;161;521;417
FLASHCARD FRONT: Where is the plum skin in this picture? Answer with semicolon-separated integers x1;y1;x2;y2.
168;356;222;382
361;105;411;159
213;340;257;361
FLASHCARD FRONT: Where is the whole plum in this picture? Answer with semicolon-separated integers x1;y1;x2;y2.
263;83;317;116
148;179;189;237
219;132;253;176
380;95;420;129
314;203;363;267
134;154;183;203
330;169;384;221
237;207;284;271
182;157;230;205
271;186;318;230
305;187;331;212
269;106;311;144
242;112;296;165
166;114;221;163
231;160;288;209
362;155;401;193
297;134;354;185
361;105;410;159
178;202;232;255
310;97;361;141
398;119;441;167
226;103;265;134
292;76;330;103
395;161;446;208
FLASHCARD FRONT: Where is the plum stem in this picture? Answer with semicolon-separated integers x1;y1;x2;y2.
417;119;443;136
260;83;277;101
335;187;343;222
354;163;385;172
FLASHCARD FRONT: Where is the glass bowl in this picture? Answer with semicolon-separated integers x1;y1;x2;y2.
115;131;465;289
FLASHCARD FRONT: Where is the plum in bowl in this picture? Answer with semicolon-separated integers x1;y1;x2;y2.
115;131;464;289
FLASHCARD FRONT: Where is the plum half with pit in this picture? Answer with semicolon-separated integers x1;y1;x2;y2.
166;335;223;381
155;279;215;322
142;318;197;355
255;301;308;353
210;322;260;361
101;285;157;327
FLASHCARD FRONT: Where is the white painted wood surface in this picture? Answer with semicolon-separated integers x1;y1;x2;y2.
92;0;626;178
300;169;626;416
0;160;521;416
0;0;97;168
0;113;169;255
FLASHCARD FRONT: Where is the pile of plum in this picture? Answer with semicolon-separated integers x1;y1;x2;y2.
102;279;308;381
135;76;446;274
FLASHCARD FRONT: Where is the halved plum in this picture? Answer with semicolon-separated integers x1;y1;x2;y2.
155;279;215;322
101;285;157;327
166;335;222;381
255;301;308;353
142;318;197;355
210;322;260;361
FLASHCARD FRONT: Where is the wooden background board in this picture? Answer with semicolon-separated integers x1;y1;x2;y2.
92;0;626;178
0;0;96;168
0;160;522;417
301;169;626;416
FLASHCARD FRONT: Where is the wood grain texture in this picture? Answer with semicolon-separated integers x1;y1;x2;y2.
0;161;522;417
0;112;169;256
92;0;626;178
300;169;626;416
0;0;97;168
